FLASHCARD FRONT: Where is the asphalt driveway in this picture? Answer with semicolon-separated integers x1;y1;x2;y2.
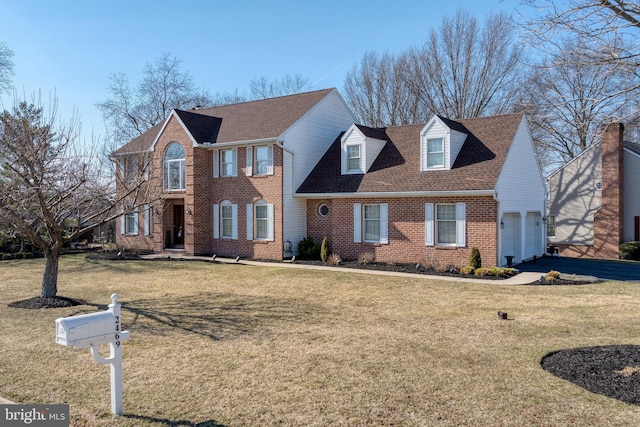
517;256;640;282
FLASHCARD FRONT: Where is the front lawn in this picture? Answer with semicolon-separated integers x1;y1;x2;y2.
1;255;639;426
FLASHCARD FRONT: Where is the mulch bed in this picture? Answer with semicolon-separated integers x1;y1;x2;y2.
541;345;640;406
8;296;87;309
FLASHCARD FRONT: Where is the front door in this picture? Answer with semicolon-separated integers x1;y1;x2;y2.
173;205;184;247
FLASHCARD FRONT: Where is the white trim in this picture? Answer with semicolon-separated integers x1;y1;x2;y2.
425;203;434;246
246;204;253;240
213;204;220;239
353;203;362;243
455;202;466;247
197;137;278;149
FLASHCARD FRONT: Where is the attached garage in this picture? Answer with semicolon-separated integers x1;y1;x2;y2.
524;212;542;261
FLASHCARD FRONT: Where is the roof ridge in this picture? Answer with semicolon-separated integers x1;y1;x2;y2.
196;88;334;112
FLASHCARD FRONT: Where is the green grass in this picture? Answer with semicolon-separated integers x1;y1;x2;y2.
1;255;639;426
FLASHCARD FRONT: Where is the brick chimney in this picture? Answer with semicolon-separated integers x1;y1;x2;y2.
593;122;624;259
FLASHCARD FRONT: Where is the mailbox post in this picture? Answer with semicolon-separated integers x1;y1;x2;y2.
55;293;130;415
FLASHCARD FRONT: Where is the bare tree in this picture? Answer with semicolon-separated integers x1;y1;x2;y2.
519;36;637;172
410;9;524;120
250;73;312;99
0;100;154;298
0;42;14;95
344;10;524;126
98;53;213;150
344;51;425;127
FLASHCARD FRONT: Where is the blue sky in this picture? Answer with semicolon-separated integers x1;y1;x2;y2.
1;0;524;143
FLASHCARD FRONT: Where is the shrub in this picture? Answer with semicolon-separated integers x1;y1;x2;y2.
328;253;342;265
619;241;640;261
15;251;33;259
320;237;330;263
358;252;375;265
298;237;321;260
545;270;561;283
474;267;491;277
2;253;14;260
468;246;482;269
460;266;475;275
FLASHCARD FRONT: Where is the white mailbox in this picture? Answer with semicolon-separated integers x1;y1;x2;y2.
55;294;130;416
56;311;116;349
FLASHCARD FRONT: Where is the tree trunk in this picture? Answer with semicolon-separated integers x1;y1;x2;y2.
41;251;60;298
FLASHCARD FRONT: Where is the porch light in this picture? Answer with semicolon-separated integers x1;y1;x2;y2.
500;218;504;229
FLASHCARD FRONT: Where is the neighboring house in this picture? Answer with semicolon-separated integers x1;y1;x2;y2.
113;89;546;267
298;113;546;267
547;123;640;259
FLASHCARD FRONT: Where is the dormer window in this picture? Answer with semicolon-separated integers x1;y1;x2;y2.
346;144;362;172
420;116;468;171
426;138;444;168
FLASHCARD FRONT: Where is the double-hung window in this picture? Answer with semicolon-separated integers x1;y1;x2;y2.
346;144;361;172
425;202;466;247
214;148;237;177
246;200;274;241
426;138;444;168
246;145;274;176
213;201;238;240
120;205;139;235
353;203;388;244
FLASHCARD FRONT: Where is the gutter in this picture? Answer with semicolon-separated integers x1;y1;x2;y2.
295;189;496;199
195;137;277;149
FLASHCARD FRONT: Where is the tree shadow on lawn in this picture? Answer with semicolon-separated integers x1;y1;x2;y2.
123;413;227;427
106;292;330;341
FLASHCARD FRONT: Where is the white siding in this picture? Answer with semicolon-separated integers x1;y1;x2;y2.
623;148;640;242
279;89;356;255
449;129;467;168
420;120;448;170
495;117;546;264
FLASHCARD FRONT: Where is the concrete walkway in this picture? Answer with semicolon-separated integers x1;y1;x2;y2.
0;396;15;404
143;254;544;285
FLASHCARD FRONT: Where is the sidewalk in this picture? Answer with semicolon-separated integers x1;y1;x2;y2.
0;397;14;404
142;254;543;285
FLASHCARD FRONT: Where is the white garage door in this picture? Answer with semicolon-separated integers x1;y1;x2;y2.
524;212;542;261
501;213;521;266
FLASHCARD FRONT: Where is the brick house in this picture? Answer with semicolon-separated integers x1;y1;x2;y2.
298;113;546;267
113;89;546;267
547;123;640;259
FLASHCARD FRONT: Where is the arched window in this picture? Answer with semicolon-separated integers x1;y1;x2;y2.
164;142;185;190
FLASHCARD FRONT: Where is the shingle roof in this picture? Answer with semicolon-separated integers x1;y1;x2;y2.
297;113;524;194
111;88;335;155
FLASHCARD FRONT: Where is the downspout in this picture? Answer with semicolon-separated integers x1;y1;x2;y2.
493;191;501;267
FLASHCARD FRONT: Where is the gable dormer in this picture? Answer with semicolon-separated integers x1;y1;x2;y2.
341;124;387;175
420;115;468;171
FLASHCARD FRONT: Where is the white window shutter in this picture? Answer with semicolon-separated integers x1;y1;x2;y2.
425;203;434;246
267;203;274;241
120;206;125;235
380;203;388;244
213;150;219;178
213;204;219;239
144;204;150;236
133;209;139;235
246;147;253;176
246;204;253;240
267;145;274;175
232;204;238;240
353;203;362;243
232;148;238;176
456;202;466;247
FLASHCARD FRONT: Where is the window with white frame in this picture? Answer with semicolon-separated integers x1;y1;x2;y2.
353;203;388;244
346;144;361;172
546;215;556;237
213;201;238;239
125;211;138;235
246;200;274;241
255;146;273;175
425;202;465;247
214;148;237;177
426;138;444;168
163;142;185;190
